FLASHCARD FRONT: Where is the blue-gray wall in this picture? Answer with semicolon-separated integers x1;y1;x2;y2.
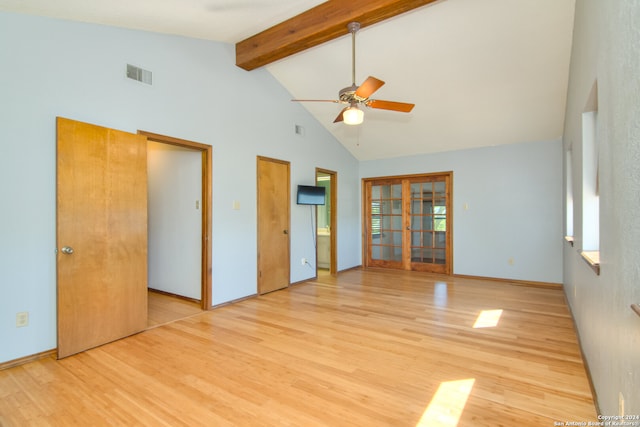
360;140;563;284
562;0;640;415
0;12;361;363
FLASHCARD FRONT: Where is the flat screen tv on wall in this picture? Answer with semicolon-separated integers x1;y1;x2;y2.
296;185;326;205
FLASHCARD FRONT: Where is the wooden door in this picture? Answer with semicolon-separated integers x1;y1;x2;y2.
57;117;148;359
364;172;453;274
257;156;290;294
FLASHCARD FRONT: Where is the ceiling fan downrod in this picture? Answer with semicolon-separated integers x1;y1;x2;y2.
348;21;360;86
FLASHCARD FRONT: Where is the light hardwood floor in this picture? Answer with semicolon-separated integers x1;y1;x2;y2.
0;269;596;426
147;290;203;328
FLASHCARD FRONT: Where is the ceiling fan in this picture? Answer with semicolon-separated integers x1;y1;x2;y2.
292;21;415;125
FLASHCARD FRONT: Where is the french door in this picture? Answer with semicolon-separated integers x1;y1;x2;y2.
364;172;452;274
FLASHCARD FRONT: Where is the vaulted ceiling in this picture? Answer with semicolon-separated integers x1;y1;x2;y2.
0;0;575;160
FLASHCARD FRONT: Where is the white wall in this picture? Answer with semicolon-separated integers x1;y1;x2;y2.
148;142;202;300
360;139;563;284
563;0;640;415
0;12;361;364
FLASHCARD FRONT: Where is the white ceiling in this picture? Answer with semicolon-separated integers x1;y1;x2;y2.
0;0;575;161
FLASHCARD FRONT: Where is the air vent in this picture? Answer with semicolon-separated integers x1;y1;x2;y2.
126;64;152;85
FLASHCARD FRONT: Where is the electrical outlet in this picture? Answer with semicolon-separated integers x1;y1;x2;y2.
508;258;514;266
301;258;307;266
16;312;28;327
619;392;625;416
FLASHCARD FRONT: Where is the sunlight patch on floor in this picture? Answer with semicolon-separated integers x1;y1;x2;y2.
473;309;503;328
416;378;476;427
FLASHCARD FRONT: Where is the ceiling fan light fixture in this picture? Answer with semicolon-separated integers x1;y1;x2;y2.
343;105;364;125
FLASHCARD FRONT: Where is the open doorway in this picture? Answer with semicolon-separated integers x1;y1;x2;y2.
316;168;337;276
140;131;212;327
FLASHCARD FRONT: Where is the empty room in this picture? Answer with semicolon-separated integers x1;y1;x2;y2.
1;0;638;425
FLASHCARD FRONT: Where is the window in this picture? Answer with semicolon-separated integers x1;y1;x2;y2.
565;148;574;246
580;81;599;274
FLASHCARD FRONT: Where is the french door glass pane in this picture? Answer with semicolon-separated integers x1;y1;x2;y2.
372;246;381;259
371;185;381;199
408;179;447;265
380;231;402;246
373;245;402;261
369;176;449;270
371;183;403;262
388;247;402;261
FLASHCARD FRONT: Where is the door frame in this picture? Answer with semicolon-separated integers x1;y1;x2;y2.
139;131;213;310
315;168;338;276
362;171;453;275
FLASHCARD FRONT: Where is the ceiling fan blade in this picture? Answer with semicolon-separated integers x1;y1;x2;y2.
367;99;415;113
292;99;340;103
333;106;348;123
355;76;385;99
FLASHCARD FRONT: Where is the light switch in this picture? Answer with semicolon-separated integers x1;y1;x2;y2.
232;200;240;210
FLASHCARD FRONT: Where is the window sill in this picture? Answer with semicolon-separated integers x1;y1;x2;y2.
580;250;600;275
565;236;574;247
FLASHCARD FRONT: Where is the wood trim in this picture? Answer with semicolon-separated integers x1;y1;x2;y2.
362;179;368;268
363;170;454;182
211;293;258;309
0;349;56;371
236;0;440;70
138;130;213;310
338;265;364;273
453;274;563;290
316;168;338;276
148;288;200;305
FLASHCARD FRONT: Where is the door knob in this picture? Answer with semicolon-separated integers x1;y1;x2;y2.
61;246;74;255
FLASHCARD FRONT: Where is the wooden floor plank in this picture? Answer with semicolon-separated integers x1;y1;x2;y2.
147;290;202;328
0;269;596;425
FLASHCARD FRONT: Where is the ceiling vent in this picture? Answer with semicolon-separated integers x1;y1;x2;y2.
126;64;152;85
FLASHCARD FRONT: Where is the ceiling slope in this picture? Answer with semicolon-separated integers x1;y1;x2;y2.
0;0;576;161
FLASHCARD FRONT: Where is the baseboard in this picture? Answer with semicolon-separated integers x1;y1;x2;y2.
291;265;364;287
563;293;601;415
148;288;201;304
0;349;57;371
290;278;313;286
453;274;562;289
338;265;363;273
211;293;258;309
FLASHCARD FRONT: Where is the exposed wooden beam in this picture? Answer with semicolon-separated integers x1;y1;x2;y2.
235;0;440;71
